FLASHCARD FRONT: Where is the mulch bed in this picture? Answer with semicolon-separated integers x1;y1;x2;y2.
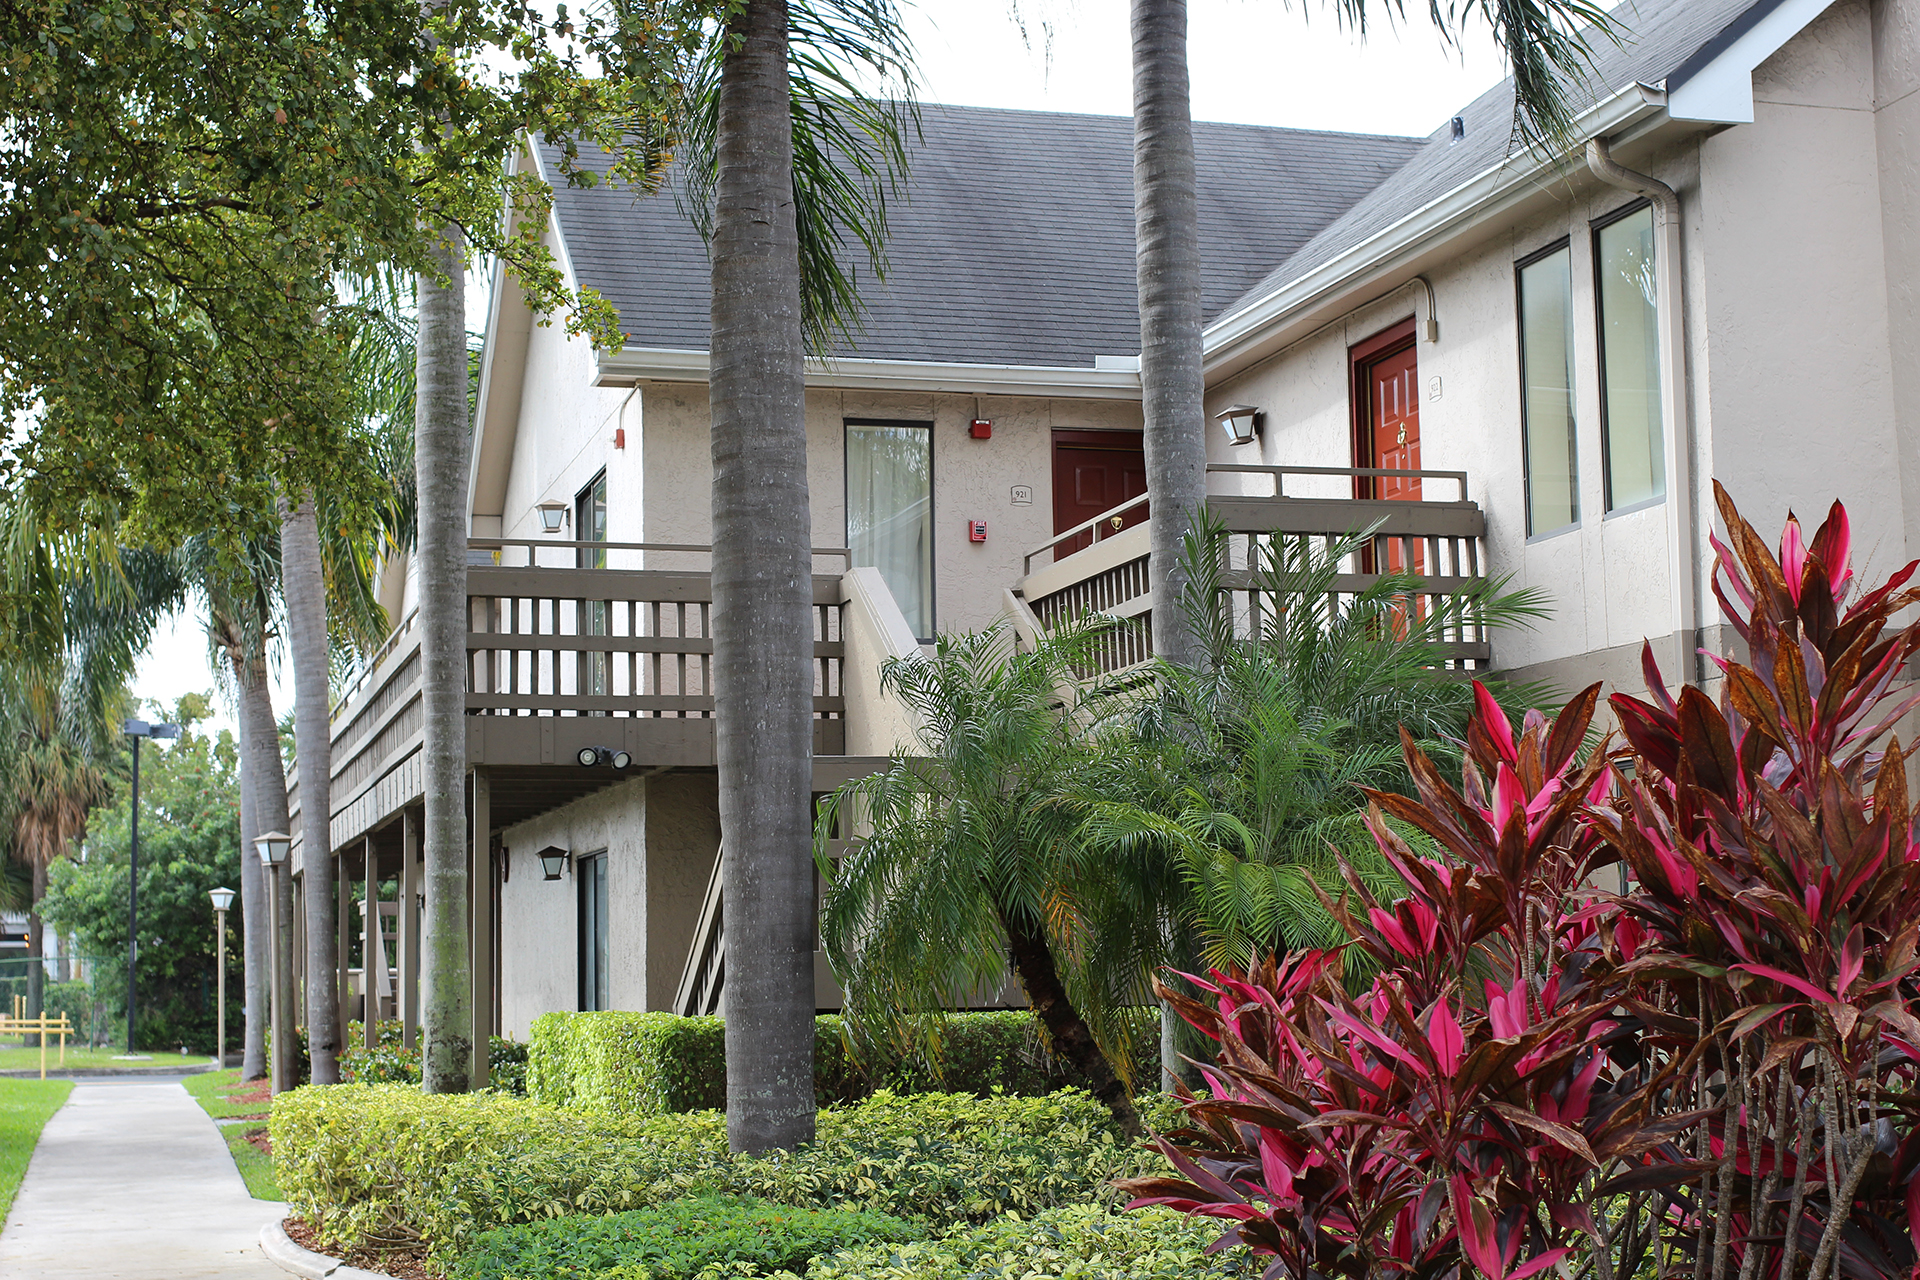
284;1216;443;1280
240;1125;271;1156
225;1081;273;1105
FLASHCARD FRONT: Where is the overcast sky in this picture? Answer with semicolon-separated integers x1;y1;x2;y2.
130;0;1513;736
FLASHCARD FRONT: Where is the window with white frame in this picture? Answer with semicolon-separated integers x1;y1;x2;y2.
1595;205;1664;512
1518;243;1579;536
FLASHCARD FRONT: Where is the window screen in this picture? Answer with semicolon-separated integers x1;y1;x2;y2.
846;422;933;639
1519;246;1579;535
1596;207;1664;511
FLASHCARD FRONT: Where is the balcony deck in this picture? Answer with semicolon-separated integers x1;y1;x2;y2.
1013;464;1493;673
298;540;889;862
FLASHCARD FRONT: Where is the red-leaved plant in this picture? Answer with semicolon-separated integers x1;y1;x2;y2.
1124;484;1920;1280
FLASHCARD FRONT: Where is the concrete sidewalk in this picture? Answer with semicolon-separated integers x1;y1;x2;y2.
0;1077;287;1279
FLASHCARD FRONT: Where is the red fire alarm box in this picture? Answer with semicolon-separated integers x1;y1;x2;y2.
969;419;992;439
968;520;988;543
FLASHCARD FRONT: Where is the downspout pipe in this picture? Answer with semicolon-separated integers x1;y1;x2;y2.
1587;136;1701;687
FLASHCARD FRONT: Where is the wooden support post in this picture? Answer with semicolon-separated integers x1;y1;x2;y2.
337;849;352;1037
400;807;420;1050
470;769;492;1088
365;835;379;1050
291;873;305;1017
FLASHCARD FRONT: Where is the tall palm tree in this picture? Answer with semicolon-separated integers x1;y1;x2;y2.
415;225;473;1095
700;0;916;1154
281;496;342;1084
708;0;817;1156
1127;0;1612;664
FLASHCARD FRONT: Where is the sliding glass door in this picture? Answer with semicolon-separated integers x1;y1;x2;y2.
845;420;933;640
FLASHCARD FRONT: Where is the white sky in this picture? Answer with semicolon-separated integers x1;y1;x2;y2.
130;0;1512;734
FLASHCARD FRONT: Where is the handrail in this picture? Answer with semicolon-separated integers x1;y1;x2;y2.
332;609;421;721
1020;464;1476;573
470;538;855;570
673;844;727;1017
1209;464;1471;502
1021;494;1150;574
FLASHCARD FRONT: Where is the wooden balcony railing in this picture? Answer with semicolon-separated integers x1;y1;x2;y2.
314;540;860;856
1014;464;1492;675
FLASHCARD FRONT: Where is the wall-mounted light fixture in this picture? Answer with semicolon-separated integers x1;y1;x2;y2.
536;501;569;535
576;746;633;770
1213;405;1263;448
536;846;571;881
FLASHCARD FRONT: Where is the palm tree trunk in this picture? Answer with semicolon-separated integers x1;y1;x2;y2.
228;640;269;1080
236;644;295;1086
281;496;340;1085
710;0;816;1155
416;224;472;1094
998;903;1141;1135
26;860;46;1045
1131;0;1207;672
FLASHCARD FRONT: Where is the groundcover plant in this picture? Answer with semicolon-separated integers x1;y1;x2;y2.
1126;484;1920;1280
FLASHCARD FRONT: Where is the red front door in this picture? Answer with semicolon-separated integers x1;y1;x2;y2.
1352;320;1424;579
1052;430;1147;560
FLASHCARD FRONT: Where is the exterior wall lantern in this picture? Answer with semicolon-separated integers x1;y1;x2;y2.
576;746;632;769
537;847;571;881
1214;405;1263;448
535;501;569;534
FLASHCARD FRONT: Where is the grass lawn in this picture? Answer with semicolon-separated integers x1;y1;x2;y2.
184;1066;270;1119
184;1068;282;1200
0;1043;212;1072
0;1079;73;1222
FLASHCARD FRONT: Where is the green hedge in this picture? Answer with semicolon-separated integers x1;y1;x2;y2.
451;1195;920;1280
527;1010;1159;1116
271;1084;1172;1257
807;1204;1228;1280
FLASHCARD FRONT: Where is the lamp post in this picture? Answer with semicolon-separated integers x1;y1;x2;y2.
123;718;179;1056
255;831;292;1092
209;887;234;1068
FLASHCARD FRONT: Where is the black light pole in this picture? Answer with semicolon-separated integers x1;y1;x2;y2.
123;718;179;1056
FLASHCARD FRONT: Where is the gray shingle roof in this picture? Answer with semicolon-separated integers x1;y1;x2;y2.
541;104;1421;368
1216;0;1768;322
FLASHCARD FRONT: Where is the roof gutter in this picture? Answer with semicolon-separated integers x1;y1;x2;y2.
1201;85;1665;375
595;347;1145;400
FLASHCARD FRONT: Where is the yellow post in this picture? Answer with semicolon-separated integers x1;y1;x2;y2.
39;1018;46;1080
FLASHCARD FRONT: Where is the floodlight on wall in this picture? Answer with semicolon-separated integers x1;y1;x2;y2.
1214;405;1263;447
255;830;291;867
536;501;570;534
577;746;633;769
537;846;571;881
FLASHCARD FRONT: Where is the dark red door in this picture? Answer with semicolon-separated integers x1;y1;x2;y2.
1351;320;1424;579
1052;430;1147;560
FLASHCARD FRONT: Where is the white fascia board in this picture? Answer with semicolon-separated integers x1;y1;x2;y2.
466;253;518;523
595;347;1145;400
1201;88;1662;373
1666;0;1837;124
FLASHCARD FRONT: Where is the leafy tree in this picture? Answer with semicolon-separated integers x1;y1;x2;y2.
818;625;1146;1135
42;705;242;1053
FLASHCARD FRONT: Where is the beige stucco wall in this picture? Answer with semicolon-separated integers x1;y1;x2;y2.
1202;0;1920;697
495;772;721;1038
633;385;1144;635
1698;0;1910;591
1202;163;1700;692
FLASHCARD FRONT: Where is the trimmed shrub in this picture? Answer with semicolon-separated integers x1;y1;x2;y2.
271;1083;1170;1257
528;1010;1159;1116
451;1195;919;1280
807;1204;1235;1280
